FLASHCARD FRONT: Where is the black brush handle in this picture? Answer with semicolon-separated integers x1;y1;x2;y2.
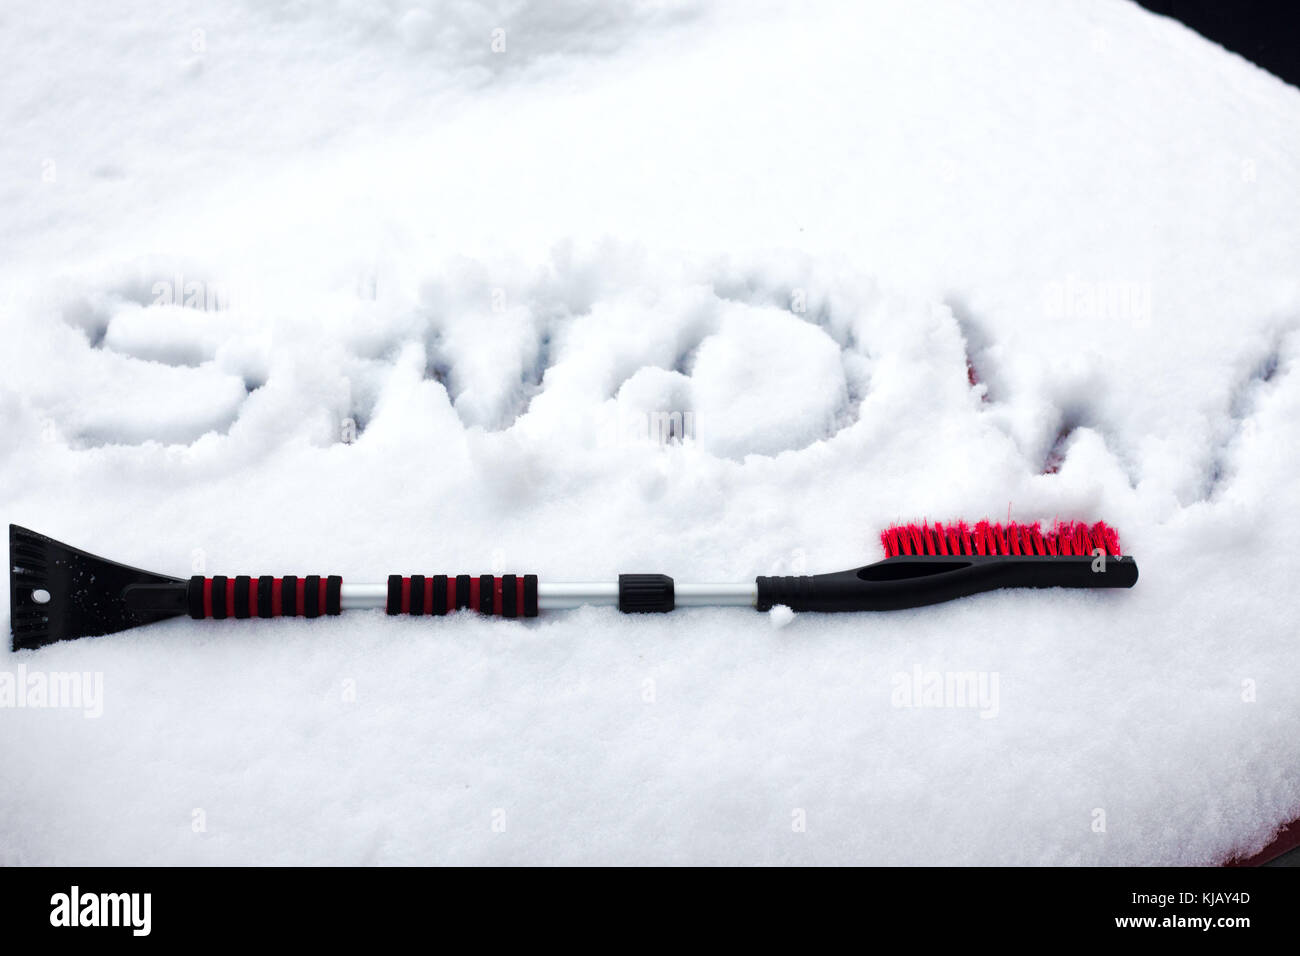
755;555;1138;612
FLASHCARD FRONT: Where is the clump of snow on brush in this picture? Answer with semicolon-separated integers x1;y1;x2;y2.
768;605;795;629
1;0;1298;865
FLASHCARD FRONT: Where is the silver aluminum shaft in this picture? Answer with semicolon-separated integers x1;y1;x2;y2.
338;582;756;610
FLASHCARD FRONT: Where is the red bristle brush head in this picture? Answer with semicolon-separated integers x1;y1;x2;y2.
880;520;1123;558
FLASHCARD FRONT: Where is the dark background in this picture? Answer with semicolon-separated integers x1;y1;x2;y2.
1137;0;1300;88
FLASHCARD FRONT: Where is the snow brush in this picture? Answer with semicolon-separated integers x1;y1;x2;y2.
8;520;1137;650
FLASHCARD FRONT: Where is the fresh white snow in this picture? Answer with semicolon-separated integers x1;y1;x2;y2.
1;0;1298;864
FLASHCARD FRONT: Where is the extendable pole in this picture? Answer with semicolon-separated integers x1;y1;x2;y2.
336;581;758;610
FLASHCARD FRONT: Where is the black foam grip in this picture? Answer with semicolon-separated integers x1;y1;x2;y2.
304;575;321;618
211;576;228;620
479;574;494;614
409;575;426;616
188;576;205;619
524;575;538;617
501;574;517;618
386;575;401;615
233;576;251;619
326;576;342;616
432;575;448;616
258;576;274;618
455;575;470;610
282;575;298;616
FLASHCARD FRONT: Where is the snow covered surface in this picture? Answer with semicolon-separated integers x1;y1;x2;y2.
2;0;1298;864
